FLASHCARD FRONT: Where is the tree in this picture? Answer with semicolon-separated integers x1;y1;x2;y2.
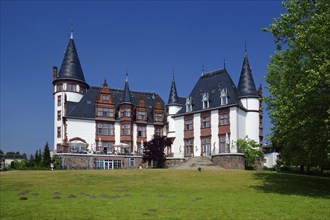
236;137;264;169
42;142;51;167
142;136;172;168
34;149;41;167
263;0;330;170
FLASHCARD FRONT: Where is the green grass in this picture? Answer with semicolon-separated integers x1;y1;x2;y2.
1;169;329;220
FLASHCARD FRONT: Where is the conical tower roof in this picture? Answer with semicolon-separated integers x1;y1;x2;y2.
167;77;179;105
121;74;132;104
57;32;87;84
237;51;258;98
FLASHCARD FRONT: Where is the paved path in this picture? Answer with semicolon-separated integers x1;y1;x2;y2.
170;156;224;170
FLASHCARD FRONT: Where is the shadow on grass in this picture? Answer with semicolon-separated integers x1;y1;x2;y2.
252;172;330;199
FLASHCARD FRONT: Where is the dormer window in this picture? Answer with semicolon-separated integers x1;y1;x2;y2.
202;92;209;109
102;95;109;101
186;96;193;112
137;112;146;120
220;89;228;105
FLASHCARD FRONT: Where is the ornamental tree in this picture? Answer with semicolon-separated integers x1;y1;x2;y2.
236;137;264;169
142;136;172;168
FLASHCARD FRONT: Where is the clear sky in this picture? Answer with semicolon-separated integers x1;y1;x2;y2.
1;1;285;156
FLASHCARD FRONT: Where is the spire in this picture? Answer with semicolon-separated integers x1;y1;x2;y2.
168;75;179;105
237;49;258;98
57;32;87;84
121;74;132;104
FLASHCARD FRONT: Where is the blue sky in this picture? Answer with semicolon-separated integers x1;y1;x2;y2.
1;1;285;156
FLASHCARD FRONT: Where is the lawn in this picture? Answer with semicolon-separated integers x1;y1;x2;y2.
0;169;329;219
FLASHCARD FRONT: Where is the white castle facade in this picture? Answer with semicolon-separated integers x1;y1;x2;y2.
53;33;262;168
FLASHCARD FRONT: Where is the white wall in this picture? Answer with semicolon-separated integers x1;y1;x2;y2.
245;112;260;143
167;105;182;138
193;113;201;156
172;116;184;158
114;122;121;145
264;152;279;168
211;110;219;154
229;107;238;148
146;125;155;141
66;119;96;151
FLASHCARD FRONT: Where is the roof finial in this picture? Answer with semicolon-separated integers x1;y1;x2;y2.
125;71;128;82
70;18;74;39
244;40;247;56
201;64;205;76
172;66;175;81
224;57;226;69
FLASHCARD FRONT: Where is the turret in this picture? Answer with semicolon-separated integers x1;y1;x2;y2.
119;74;133;153
237;49;260;144
166;73;182;138
53;31;89;153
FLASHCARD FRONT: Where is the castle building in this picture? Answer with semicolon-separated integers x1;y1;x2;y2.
53;32;262;168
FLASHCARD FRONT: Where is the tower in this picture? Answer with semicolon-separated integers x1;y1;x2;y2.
52;31;89;152
237;49;260;144
166;74;182;139
119;74;133;153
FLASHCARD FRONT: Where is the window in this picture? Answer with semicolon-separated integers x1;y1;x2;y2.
202;93;209;109
121;124;131;135
57;95;61;106
97;141;114;154
137;126;146;137
57;126;61;138
56;84;63;92
202;136;211;156
97;108;114;117
97;123;114;135
202;116;210;128
96;159;122;169
220;134;227;153
56;144;61;152
121;109;131;117
185;119;193;130
155;127;163;136
220;113;229;125
129;158;135;167
137;112;146;120
102;95;109;101
67;83;76;92
185;139;194;156
220;89;228;105
155;113;163;122
186;97;193;112
57;111;61;121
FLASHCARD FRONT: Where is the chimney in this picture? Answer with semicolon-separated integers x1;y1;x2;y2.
53;66;58;80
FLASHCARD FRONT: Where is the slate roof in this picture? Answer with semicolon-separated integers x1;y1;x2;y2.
121;80;132;104
56;34;87;84
176;68;240;115
237;52;258;98
167;79;180;105
66;87;165;124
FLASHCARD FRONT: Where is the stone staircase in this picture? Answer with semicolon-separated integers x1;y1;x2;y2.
170;156;223;170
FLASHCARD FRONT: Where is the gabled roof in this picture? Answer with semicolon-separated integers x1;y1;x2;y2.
56;33;87;84
237;51;258;98
176;68;239;115
66;86;165;124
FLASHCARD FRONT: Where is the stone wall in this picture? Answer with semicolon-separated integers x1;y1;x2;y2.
165;158;186;168
57;154;144;169
211;153;245;170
